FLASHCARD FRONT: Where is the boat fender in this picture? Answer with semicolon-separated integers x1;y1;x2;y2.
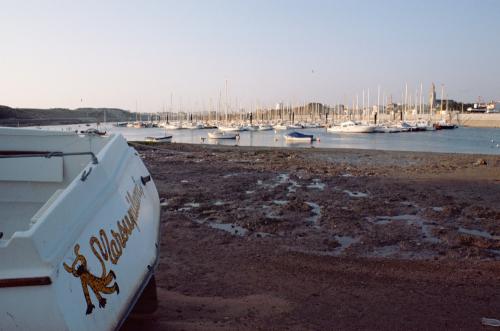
141;175;152;185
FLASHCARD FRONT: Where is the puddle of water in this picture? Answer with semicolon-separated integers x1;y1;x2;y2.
332;235;360;255
305;202;321;226
184;202;200;208
344;190;368;198
277;173;289;183
195;219;248;236
265;211;283;220
369;245;400;257
373;215;441;244
459;227;500;240
307;179;326;191
432;207;444;212
213;200;225;206
177;202;201;212
286;179;301;195
207;222;248;236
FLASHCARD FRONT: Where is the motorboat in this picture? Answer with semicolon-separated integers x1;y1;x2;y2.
145;135;172;143
182;122;204;130
327;121;375;133
284;131;315;142
434;120;457;130
0;127;161;330
217;125;244;132
373;125;401;133
257;125;273;131
288;124;304;129
163;123;183;130
273;124;289;130
244;125;259;131
207;131;239;139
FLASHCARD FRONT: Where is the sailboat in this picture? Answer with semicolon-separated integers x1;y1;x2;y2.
327;121;375;133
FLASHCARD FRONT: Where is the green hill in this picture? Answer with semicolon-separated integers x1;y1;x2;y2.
0;105;136;126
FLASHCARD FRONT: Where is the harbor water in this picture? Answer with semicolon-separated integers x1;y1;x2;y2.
35;124;500;155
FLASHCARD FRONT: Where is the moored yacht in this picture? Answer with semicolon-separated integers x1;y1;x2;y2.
327;121;375;133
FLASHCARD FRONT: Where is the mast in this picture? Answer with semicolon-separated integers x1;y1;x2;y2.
225;79;228;124
440;84;444;112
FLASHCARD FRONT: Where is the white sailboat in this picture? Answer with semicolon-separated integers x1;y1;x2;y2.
327;121;375;133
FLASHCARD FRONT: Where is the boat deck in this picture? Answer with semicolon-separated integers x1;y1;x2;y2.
0;202;43;240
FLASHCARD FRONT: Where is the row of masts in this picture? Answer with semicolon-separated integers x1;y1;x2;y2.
128;83;452;125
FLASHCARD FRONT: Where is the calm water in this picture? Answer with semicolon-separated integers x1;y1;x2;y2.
35;124;500;155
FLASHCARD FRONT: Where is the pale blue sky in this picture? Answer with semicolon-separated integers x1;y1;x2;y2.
1;0;499;111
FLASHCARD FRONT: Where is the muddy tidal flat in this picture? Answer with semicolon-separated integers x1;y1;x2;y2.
123;143;500;330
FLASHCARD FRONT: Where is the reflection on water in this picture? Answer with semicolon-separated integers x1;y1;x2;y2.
33;123;500;155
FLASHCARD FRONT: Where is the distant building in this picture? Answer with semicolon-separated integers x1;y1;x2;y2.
429;83;436;110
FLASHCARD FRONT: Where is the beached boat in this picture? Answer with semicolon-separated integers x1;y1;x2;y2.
145;135;172;143
284;131;315;142
207;131;239;139
0;127;160;330
327;121;375;133
81;128;107;135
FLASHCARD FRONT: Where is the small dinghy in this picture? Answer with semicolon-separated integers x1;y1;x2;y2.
284;131;315;142
81;128;106;135
145;135;172;143
434;120;457;130
0;127;160;330
208;131;238;139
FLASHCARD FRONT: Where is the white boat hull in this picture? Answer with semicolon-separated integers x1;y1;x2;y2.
0;128;161;331
284;136;312;142
208;131;238;139
327;126;375;133
218;126;243;132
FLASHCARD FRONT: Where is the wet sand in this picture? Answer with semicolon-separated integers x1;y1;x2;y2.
123;143;500;330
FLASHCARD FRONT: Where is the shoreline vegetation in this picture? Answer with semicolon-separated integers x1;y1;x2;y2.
0;105;135;126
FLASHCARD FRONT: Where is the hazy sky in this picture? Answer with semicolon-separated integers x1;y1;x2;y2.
1;0;499;111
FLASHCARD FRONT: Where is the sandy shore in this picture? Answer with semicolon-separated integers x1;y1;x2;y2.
122;143;500;330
